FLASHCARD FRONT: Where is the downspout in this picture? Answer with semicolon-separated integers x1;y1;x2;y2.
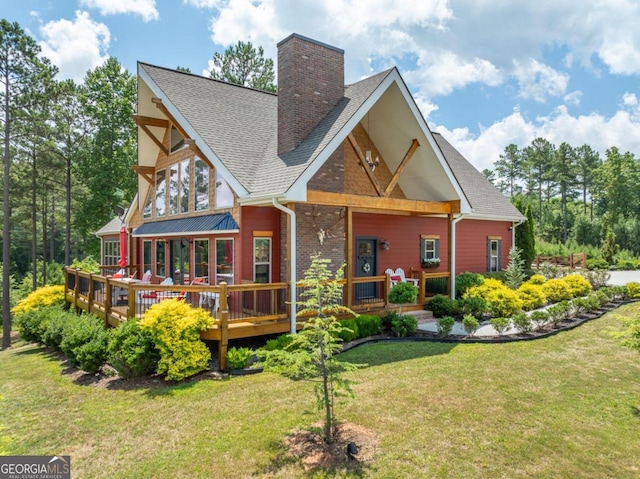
272;198;297;334
512;219;525;247
450;213;467;299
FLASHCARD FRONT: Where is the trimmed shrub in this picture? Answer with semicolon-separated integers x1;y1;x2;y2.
466;278;523;318
512;311;533;334
262;334;295;352
355;314;382;338
381;311;402;331
388;281;418;304
60;314;108;374
14;306;53;343
426;294;455;318
11;285;65;317
547;301;570;327
530;310;549;330
335;318;359;342
517;283;547;311
462;314;479;336
581;269;610;289
489;317;511;336
455;296;487;318
526;274;546;286
107;319;159;379
139;299;214;381
226;347;254;370
615;259;636;270
455;272;484;298
391;314;418;337
40;309;74;349
587;258;609;270
541;278;572;303
437;316;455;337
563;274;592;298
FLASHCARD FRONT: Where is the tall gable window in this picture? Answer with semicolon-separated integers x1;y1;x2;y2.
194;157;209;211
254;237;271;283
169;163;179;215
155;170;166;217
215;170;233;209
180;159;190;213
143;190;152;218
487;237;501;272
170;126;185;153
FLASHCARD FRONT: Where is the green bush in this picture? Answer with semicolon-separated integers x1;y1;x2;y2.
563;274;592;298
335;318;359;342
455;272;484;298
480;271;507;282
490;317;511;336
107;319;159;379
60;314;108;374
14;306;51;343
462;314;479;336
587;258;609;270
391;314;418;337
262;334;295;351
625;282;640;299
517;283;547;311
615;259;636;270
581;270;610;289
512;311;533;334
466;278;523;318
381;311;402;331
541;278;572;303
226;347;254;370
388;281;418;304
40;309;74;349
455;296;487;318
426;294;455;318
437;316;456;337
547;301;570;328
530;310;549;330
354;314;382;337
139;299;214;381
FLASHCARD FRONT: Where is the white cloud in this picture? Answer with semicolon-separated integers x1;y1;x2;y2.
80;0;159;22
513;58;569;102
38;11;110;82
563;91;582;107
432;104;640;172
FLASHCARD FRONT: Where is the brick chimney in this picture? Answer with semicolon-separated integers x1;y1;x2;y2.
277;34;344;155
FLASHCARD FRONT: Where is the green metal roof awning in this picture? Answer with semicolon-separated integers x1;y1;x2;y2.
132;213;239;237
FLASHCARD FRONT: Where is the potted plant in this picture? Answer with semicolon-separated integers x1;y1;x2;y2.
422;257;441;269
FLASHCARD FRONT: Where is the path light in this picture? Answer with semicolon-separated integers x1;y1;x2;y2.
346;442;358;460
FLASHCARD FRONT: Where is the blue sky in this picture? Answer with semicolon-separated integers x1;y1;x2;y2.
4;0;640;171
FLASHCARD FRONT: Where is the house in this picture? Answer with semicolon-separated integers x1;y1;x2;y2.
103;33;524;305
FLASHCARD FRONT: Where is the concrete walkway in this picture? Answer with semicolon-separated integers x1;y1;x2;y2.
417;270;640;337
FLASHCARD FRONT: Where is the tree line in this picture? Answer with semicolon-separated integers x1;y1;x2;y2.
485;138;640;257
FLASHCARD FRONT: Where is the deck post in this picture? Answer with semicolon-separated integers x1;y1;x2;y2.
418;271;426;304
218;282;229;371
74;269;80;313
105;276;112;328
88;273;94;315
128;283;136;319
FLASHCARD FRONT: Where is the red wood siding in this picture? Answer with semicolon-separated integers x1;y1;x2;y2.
353;212;448;276
239;206;281;283
455;219;513;274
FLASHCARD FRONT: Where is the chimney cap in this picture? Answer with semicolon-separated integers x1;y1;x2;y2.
277;33;344;54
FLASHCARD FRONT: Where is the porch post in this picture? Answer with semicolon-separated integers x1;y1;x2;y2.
448;213;453;298
218;282;229;371
345;207;353;308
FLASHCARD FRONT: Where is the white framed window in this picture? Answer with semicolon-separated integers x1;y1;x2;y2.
487;238;501;272
156;240;166;277
104;240;120;266
215;238;234;284
169;163;179;215
155;169;166;217
180;159;190;213
143;240;152;274
194;239;209;281
254;237;271;283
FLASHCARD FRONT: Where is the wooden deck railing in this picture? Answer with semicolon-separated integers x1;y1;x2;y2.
64;267;451;370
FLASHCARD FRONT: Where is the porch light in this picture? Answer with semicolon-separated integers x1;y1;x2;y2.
380;239;390;250
365;150;379;171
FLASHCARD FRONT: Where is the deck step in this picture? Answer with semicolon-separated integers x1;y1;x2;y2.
404;310;434;324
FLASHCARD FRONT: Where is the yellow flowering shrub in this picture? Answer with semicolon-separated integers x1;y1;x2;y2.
625;282;640;299
11;285;65;317
139;299;214;381
465;278;523;317
526;274;546;285
517;283;547;311
541;278;572;303
563;274;592;298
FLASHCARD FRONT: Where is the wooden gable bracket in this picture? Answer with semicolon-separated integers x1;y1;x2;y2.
184;139;214;169
347;133;383;196
132;165;155;185
133;115;169;156
383;139;420;198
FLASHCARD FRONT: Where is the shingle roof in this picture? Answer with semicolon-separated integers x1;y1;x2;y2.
95;217;122;236
433;132;525;220
132;213;239;237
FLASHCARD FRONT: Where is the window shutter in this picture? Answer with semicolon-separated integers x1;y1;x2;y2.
497;240;502;270
487;239;492;271
435;239;440;260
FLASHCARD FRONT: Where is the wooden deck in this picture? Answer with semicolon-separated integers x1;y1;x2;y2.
64;268;450;370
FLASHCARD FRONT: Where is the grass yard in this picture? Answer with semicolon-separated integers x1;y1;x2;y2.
1;306;640;478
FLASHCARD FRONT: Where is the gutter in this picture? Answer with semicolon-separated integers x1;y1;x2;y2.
511;218;525;250
271;198;297;334
450;213;467;299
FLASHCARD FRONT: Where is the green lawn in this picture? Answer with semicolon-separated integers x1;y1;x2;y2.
1;306;640;478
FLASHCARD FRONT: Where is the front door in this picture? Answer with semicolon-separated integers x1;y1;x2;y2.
355;237;377;300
